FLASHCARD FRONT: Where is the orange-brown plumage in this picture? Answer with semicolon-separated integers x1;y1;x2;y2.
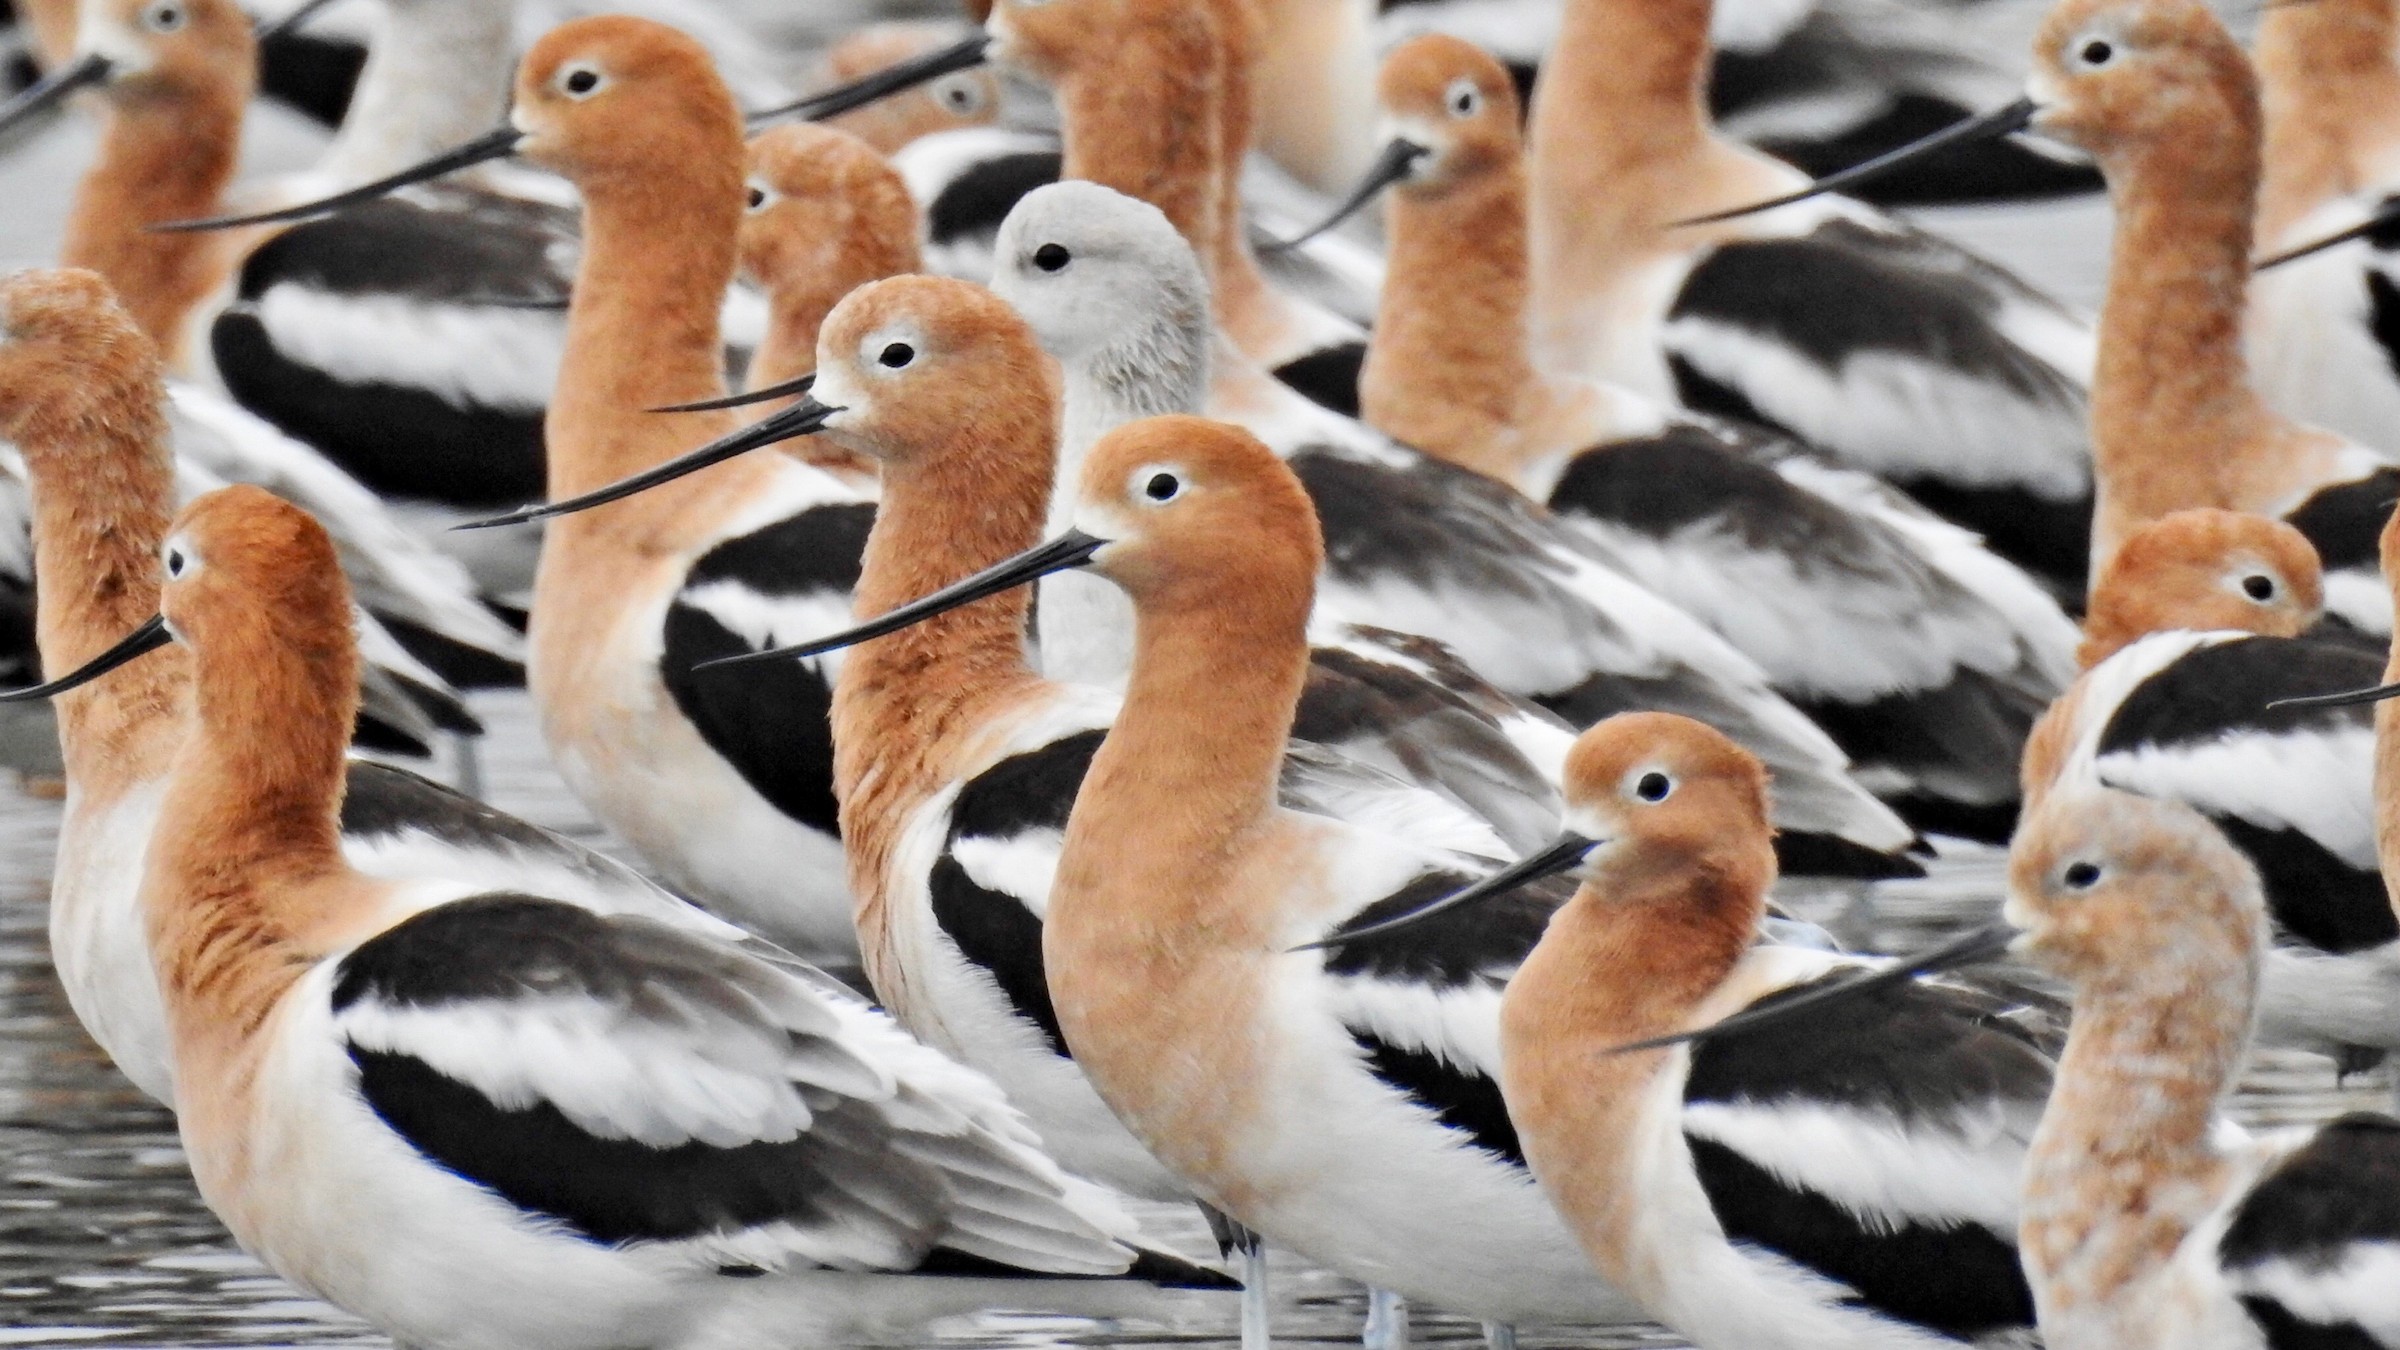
2255;0;2400;245
737;122;921;481
1357;36;1570;482
2006;790;2259;1326
813;275;1064;997
819;22;1001;155
2033;0;2360;575
2073;508;2322;669
0;268;187;796
56;0;255;369
1500;714;1775;1287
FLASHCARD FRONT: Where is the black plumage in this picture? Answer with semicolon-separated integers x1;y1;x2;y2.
926;150;1064;248
1271;342;1368;418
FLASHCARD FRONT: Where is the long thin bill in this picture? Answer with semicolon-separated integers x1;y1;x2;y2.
456;396;847;530
2270;679;2400;711
153;124;527;233
748;33;993;126
0;53;112;141
696;529;1107;673
2257;197;2400;270
0;615;173;702
254;0;346;43
1263;138;1429;254
1674;96;2040;227
651;371;816;414
1293;833;1595;951
1606;921;2018;1056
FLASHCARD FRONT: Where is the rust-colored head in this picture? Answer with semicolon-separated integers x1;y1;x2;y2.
2025;0;2258;160
821;22;1001;154
0;267;164;442
1065;414;1321;620
1374;33;1521;192
159;486;355;708
1554;711;1775;903
2006;786;2264;992
988;0;1178;86
68;0;255;114
739;123;921;298
508;17;742;190
810;273;1060;469
2077;509;2322;667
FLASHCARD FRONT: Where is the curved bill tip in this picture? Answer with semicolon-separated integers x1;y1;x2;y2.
454;395;846;530
650;372;816;414
1263;138;1428;255
1291;832;1594;952
695;529;1107;674
151;123;526;233
2269;679;2400;711
1672;96;2040;228
1605;921;2018;1056
748;33;993;126
0;615;173;702
0;53;113;142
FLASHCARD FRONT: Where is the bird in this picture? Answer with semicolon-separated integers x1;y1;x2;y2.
166;16;887;972
15;479;1233;1350
1020;414;1962;1336
0;266;688;1106
1684;0;2400;625
1505;0;2098;592
984;178;1924;875
1343;31;2080;841
1981;787;2400;1348
0;0;540;674
810;20;1003;157
2019;507;2400;1073
1308;709;2053;1347
2246;0;2400;458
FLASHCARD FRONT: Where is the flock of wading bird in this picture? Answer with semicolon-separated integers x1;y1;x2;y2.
9;0;2400;1343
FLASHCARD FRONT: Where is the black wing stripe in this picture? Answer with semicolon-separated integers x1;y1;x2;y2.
1352;1032;1526;1170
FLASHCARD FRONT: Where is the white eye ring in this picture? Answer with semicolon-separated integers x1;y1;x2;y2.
162;538;196;580
2070;33;2116;68
142;1;186;32
1632;770;1673;803
1444;77;1482;118
744;178;776;214
931;72;987;115
1133;464;1182;504
558;62;606;99
2239;572;2276;603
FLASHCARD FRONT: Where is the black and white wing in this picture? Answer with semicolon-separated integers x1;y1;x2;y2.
1663;210;2094;590
2219;1112;2400;1349
328;893;1221;1283
2251;194;2400;465
1680;951;2049;1339
1543;409;2074;838
206;189;575;513
1289;440;1922;877
2075;631;2394;957
893;128;1066;283
658;494;876;843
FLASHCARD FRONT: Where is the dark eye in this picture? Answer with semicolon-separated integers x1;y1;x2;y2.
1634;771;1672;802
563;66;601;96
2078;38;2113;66
1033;243;1071;272
145;2;184;31
2242;573;2275;601
2063;861;2102;889
746;186;767;210
1143;472;1180;502
878;342;914;368
1447;81;1480;117
164;547;186;578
